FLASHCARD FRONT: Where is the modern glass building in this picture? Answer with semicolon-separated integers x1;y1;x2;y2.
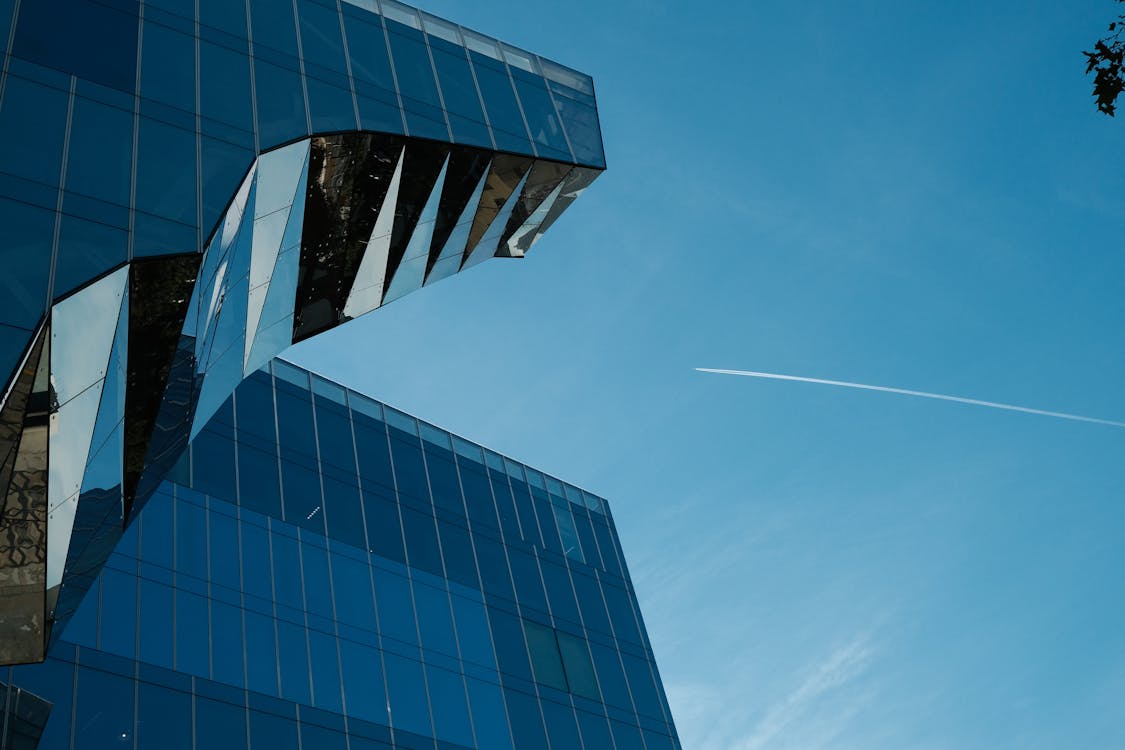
4;359;681;749
0;0;680;747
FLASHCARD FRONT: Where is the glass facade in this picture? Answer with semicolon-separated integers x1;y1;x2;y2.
4;359;680;749
0;1;661;745
0;0;603;665
0;0;602;312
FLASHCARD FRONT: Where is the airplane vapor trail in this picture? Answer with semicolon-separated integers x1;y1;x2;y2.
696;368;1125;429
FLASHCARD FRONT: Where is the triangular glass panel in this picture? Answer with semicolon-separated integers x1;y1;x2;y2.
425;146;492;278
0;322;46;473
193;178;255;367
50;267;128;407
498;161;573;257
46;383;103;589
295;133;402;341
504;178;567;257
245;241;300;375
191;276;250;442
384;140;449;280
219;162;257;256
500;161;573;248
123;254;201;516
463;168;532;270
130;334;195;516
463;155;533;264
425;160;491;287
190;168;255;347
383;154;450;304
0;324;49;665
85;285;128;463
245;146;311;373
246;141;311;364
342;146;405;320
529;167;602;242
254;139;311;221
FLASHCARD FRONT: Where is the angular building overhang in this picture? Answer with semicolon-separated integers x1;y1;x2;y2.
0;0;604;665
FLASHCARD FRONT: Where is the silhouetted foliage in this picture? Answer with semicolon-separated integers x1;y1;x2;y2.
1085;1;1125;115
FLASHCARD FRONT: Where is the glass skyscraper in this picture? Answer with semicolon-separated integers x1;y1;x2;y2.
0;0;680;747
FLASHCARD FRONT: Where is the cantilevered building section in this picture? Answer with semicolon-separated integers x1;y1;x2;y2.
0;0;602;665
0;1;680;748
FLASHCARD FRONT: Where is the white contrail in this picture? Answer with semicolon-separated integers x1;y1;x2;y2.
696;368;1125;429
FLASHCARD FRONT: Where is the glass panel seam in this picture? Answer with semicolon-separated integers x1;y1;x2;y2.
194;0;203;255
418;25;453;142
292;533;316;703
594;567;646;729
460;41;497;150
128;1;144;261
332;0;363;134
47;78;76;311
289;0;313;135
242;0;261;154
535;54;578;164
373;2;411;136
307;385;350;718
498;56;537;158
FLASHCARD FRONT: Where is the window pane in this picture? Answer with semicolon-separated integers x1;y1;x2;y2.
249;705;298;750
469;53;531;154
524;621;567;692
277;619;311;703
557;632;599;700
412;579;456;658
384;20;447;141
201;41;253;137
372;566;416;647
54;214;128;298
210;601;245;687
309;628;343;712
136;682;191;750
140;20;195;112
451;594;494;670
250;0;298;55
12;0;138;92
487;608;530;682
245;610;279;696
466;678;513;750
0;198;52;329
0;75;69;185
383;653;432;738
424;664;473;747
429;38;491;148
339;639;388;725
254;58;307;148
135;117;198;227
195;696;247;749
175;589;209;675
65;96;132;205
401;507;442;576
342;11;402;134
138;579;174;668
99;567;137;659
504;688;547;749
75;666;134;750
237;442;282;518
512;72;572;161
330;550;375;628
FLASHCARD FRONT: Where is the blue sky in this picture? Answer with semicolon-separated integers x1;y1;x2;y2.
290;1;1125;747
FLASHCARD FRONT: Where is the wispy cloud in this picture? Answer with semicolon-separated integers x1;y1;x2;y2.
732;633;876;750
670;631;880;750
